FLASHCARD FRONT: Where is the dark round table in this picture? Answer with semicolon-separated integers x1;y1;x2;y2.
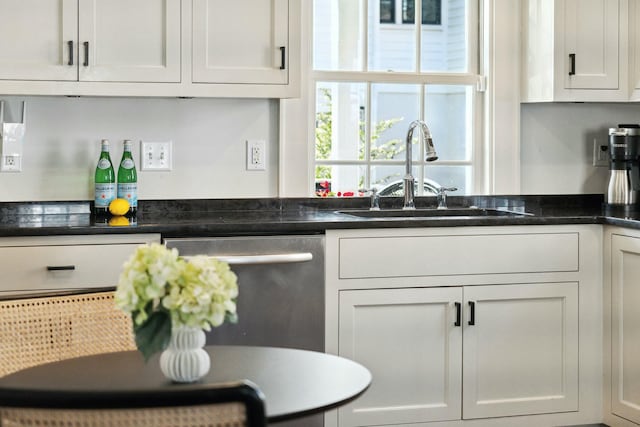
0;345;371;423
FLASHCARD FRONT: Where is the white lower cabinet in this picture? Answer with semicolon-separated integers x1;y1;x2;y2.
326;225;602;427
338;283;578;426
339;287;463;425
0;234;160;295
462;283;578;419
605;228;640;426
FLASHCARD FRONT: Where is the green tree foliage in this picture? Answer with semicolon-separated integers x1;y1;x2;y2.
315;88;405;183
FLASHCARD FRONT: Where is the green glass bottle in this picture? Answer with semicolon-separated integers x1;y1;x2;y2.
117;139;137;214
94;139;116;215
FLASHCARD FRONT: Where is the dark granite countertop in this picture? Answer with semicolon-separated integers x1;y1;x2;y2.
0;194;638;238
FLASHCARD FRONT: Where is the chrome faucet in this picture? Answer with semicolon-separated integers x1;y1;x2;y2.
403;120;438;209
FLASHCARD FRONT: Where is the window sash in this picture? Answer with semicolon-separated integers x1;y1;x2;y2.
311;0;483;195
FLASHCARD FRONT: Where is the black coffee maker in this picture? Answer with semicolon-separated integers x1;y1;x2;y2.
607;125;640;206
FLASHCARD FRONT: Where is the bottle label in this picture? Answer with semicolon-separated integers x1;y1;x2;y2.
120;158;135;169
97;159;112;170
117;183;138;208
95;183;116;208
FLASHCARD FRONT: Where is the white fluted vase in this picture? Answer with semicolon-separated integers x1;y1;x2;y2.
159;326;210;383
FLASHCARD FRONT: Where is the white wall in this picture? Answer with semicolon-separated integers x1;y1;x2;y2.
0;96;279;202
3;96;633;201
520;102;640;195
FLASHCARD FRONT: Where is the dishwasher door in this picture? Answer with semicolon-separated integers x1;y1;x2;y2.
164;235;324;353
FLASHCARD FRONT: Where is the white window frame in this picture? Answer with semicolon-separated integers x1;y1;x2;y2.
278;0;521;197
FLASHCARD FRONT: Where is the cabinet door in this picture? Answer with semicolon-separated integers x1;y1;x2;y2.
630;0;640;94
78;0;181;82
611;234;640;424
563;0;619;89
462;283;579;419
192;0;289;84
0;0;78;81
338;287;462;426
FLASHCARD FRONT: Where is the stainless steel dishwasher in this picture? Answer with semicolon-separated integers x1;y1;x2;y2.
164;235;325;427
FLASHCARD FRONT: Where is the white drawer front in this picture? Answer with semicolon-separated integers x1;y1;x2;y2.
338;232;579;279
0;234;160;292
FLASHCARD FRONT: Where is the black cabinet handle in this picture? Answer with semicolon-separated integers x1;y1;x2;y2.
468;301;476;326
280;46;286;70
569;53;575;76
67;41;74;66
83;41;89;67
454;302;461;327
46;265;76;271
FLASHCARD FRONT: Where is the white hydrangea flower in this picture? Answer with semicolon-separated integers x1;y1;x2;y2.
115;244;239;331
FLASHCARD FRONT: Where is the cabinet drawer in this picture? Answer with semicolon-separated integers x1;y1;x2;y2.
339;232;579;279
0;235;159;293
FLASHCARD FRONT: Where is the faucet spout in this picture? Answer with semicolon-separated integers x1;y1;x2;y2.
403;120;438;210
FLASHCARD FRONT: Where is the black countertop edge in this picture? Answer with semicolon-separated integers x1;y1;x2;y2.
0;194;605;214
3;194;640;237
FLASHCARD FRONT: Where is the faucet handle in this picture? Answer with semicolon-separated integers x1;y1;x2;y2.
369;188;380;211
436;187;457;210
361;188;380;211
439;186;458;193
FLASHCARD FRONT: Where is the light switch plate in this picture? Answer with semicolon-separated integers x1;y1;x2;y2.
141;141;172;171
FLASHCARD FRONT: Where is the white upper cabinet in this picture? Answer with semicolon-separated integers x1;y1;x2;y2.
0;0;299;97
563;0;619;90
0;0;78;81
522;0;629;102
0;0;180;83
78;0;181;83
192;0;289;85
629;0;640;100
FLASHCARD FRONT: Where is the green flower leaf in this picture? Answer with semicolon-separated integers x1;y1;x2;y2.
133;309;172;362
226;311;238;324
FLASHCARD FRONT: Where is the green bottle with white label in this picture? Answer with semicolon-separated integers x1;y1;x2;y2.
94;139;116;215
117;139;137;214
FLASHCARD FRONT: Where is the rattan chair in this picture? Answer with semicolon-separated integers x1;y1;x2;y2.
0;289;136;377
0;380;267;427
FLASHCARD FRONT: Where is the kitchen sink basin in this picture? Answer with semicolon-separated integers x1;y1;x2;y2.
336;207;531;218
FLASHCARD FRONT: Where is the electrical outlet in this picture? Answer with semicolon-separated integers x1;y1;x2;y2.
141;141;172;171
246;140;266;170
593;139;609;167
0;155;21;172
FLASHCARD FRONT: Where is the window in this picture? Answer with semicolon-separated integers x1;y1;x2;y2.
403;0;441;25
380;0;395;23
313;0;481;197
381;0;442;25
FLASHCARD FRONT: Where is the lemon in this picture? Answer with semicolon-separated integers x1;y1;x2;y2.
108;215;130;227
108;198;130;216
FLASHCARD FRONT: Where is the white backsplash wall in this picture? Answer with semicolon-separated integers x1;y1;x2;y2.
0;96;279;202
520;102;640;195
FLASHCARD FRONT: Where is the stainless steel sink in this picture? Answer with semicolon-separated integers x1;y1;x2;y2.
336;207;530;218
